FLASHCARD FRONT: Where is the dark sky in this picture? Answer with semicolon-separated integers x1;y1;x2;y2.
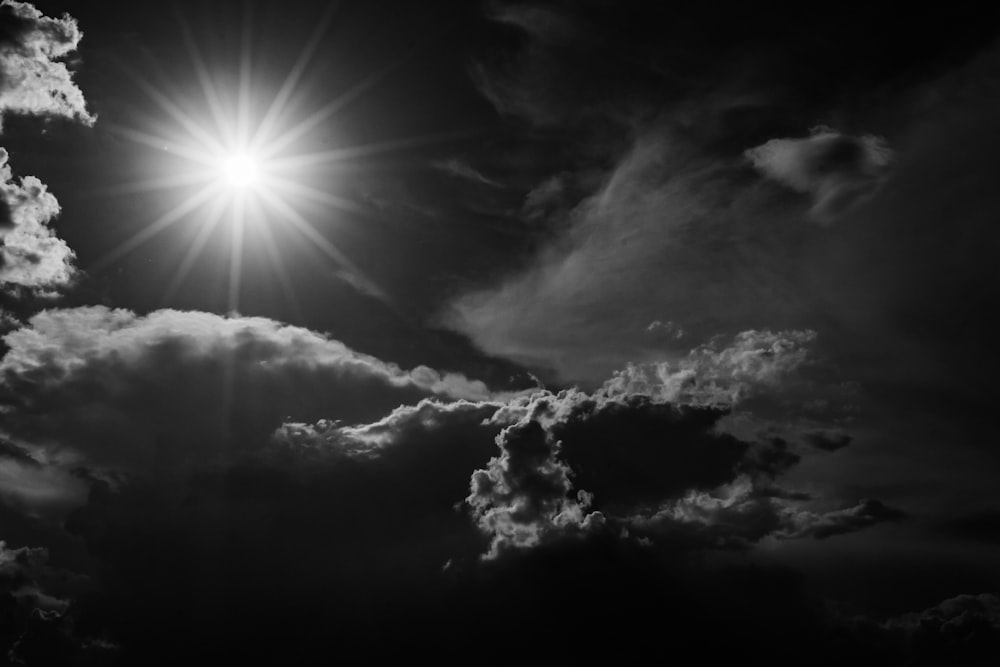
2;1;1000;664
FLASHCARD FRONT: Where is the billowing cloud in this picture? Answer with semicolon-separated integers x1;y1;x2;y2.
0;0;94;131
0;148;75;290
0;306;494;483
603;329;817;406
467;386;895;557
745;128;893;223
0;346;900;662
56;379;888;662
467;413;604;558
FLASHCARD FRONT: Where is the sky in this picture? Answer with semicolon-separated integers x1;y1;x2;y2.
1;0;999;664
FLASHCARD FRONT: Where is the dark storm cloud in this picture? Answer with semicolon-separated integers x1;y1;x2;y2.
60;398;504;663
52;380;903;663
745;128;893;223
0;349;899;664
0;0;94;130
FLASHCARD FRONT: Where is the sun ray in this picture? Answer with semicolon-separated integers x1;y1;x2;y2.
251;4;337;152
105;124;216;166
267;126;486;171
237;9;253;149
257;189;389;305
123;65;226;156
251;198;304;322
92;185;222;271
96;171;213;198
261;47;420;160
268;175;367;215
161;196;229;305
179;15;234;149
227;196;247;311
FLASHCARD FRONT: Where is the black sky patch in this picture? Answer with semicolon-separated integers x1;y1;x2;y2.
552;397;746;507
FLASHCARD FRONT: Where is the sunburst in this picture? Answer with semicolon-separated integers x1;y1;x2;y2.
91;5;464;313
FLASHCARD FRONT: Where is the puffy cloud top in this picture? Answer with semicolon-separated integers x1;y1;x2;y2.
0;0;94;130
0;306;493;470
0;147;74;289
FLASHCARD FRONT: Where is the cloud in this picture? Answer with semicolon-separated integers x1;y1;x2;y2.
55;383;858;662
442;123;822;384
0;148;75;290
2;356;896;662
0;0;94;131
0;306;494;485
467;413;605;559
627;479;904;549
0;540;81;615
0;443;88;518
272;397;501;462
0;539;99;663
603;329;817;406
745;128;893;223
431;157;503;188
840;593;1000;665
467;386;893;557
782;498;905;539
61;397;504;662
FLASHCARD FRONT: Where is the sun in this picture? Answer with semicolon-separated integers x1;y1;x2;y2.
94;5;464;315
221;152;259;189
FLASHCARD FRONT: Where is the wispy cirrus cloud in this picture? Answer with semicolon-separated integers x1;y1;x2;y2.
431;157;504;188
745;127;893;224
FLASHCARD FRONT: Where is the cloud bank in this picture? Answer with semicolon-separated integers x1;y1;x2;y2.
0;306;493;482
